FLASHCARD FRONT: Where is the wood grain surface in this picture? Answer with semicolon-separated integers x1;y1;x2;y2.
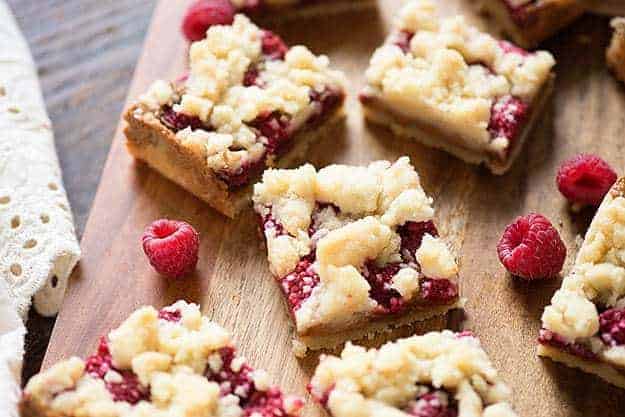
6;0;157;381
41;1;625;416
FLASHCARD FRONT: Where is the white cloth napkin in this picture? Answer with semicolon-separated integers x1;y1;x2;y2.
0;279;25;417
0;0;81;318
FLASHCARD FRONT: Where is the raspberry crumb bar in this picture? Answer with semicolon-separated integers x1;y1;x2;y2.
607;18;625;84
360;0;556;175
539;178;625;388
125;15;345;217
480;0;583;48
309;331;519;417
20;301;304;417
253;157;462;355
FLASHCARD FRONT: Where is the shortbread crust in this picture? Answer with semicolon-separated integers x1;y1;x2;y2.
21;301;304;417
539;178;625;388
360;0;556;175
253;157;462;355
125;15;346;217
310;331;519;417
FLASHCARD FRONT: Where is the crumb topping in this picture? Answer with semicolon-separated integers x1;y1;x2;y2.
309;331;518;417
362;0;554;154
23;301;301;417
253;157;459;332
542;179;625;366
133;15;345;183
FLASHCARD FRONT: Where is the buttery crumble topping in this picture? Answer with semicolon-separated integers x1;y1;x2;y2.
133;15;345;182
541;179;625;367
309;331;518;417
252;157;459;333
361;0;555;156
22;301;303;417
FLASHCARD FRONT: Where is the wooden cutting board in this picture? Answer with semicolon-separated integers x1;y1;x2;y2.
43;1;625;416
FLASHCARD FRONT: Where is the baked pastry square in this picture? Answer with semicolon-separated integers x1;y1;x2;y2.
125;15;346;217
309;331;519;417
232;0;375;20
539;178;625;388
607;18;625;84
253;157;462;355
20;300;304;417
480;0;583;48
360;0;556;175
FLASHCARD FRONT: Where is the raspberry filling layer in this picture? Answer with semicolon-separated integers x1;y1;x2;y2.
261;205;458;317
406;387;458;417
84;338;149;404
538;329;598;361
487;95;529;157
158;29;343;190
599;308;625;347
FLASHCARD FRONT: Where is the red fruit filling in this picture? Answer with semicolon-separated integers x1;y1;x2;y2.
261;30;288;60
496;213;566;280
243;65;262;87
599;308;625;347
206;346;255;401
487;95;529;152
398;220;439;261
280;255;320;313
84;338;149;404
158;308;182;323
362;261;406;314
556;154;617;206
160;105;208;132
394;30;415;54
182;0;236;42
455;330;476;339
260;211;286;237
250;111;292;155
538;329;597;361
420;278;458;304
142;219;200;279
498;40;530;57
406;388;458;417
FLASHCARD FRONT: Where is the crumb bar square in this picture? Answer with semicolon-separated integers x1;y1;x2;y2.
21;301;304;417
232;0;376;20
607;18;625;84
309;331;519;417
124;15;346;217
360;0;556;175
539;178;625;389
481;0;583;48
253;157;462;355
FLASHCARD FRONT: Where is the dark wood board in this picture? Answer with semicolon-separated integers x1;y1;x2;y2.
43;1;625;416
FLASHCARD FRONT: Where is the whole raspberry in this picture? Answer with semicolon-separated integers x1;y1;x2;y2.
142;219;199;278
599;308;625;347
556;154;617;206
497;213;566;280
182;0;236;42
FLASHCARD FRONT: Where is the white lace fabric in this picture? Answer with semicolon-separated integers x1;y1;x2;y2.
0;278;24;417
0;0;80;318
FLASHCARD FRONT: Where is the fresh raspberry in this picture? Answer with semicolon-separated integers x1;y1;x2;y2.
497;214;566;280
487;95;529;144
420;278;458;304
599;308;625;347
142;219;199;278
407;389;457;417
182;0;236;42
85;338;149;404
556;154;617;206
261;30;288;60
